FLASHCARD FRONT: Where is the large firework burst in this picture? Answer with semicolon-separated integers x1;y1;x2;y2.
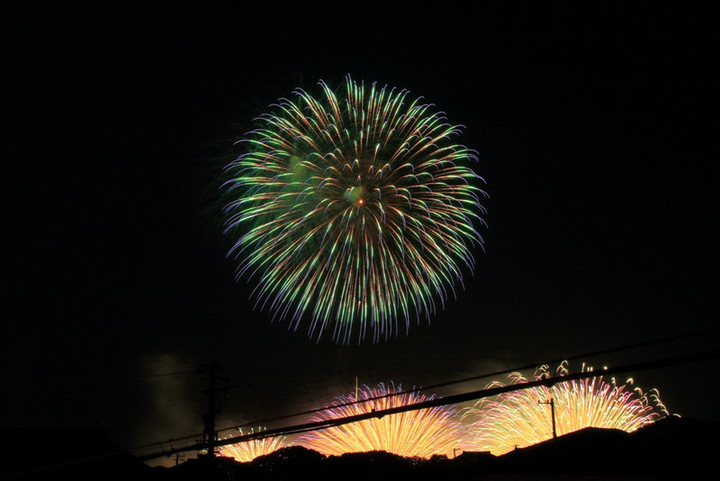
222;74;486;343
298;381;466;458
460;361;669;455
219;427;288;462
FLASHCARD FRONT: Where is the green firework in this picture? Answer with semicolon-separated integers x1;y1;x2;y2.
222;74;487;343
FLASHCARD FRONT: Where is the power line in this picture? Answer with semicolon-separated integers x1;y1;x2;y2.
191;327;720;438
7;340;715;479
5;369;199;387
136;346;720;461
416;327;720;394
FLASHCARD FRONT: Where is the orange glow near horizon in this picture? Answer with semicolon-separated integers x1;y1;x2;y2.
299;382;467;458
219;427;289;462
461;361;669;455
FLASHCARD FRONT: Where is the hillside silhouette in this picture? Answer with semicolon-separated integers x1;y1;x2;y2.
2;416;715;480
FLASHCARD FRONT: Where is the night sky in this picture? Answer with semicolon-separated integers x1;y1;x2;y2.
3;3;718;462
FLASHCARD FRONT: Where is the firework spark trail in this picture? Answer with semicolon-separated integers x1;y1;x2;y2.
222;74;487;343
460;361;669;455
219;427;288;462
298;381;467;458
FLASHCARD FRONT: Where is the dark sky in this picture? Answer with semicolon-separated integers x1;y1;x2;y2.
3;3;718;461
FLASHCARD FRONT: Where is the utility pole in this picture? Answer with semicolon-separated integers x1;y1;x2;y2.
538;398;557;439
200;361;222;457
